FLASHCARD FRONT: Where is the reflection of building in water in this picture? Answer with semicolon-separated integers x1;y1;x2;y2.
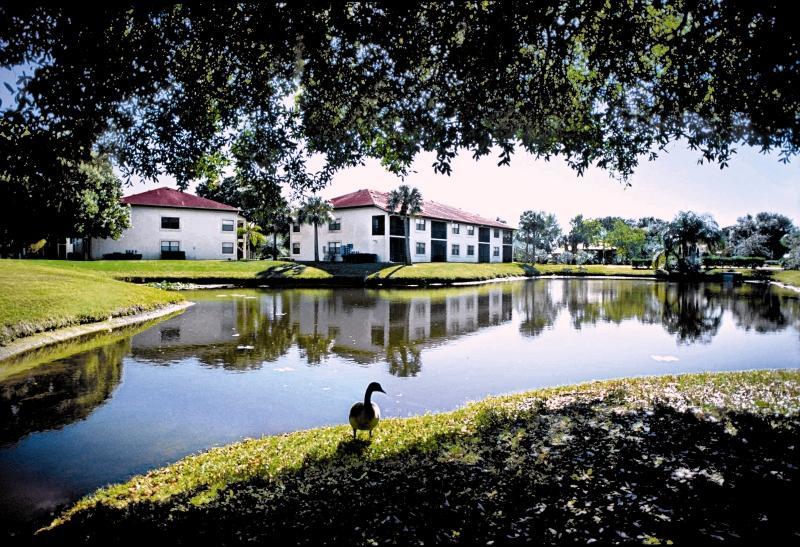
287;286;513;366
126;281;799;372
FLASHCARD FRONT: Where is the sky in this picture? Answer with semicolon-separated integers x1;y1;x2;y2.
126;142;800;230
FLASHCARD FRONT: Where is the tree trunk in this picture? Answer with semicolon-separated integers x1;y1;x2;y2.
526;240;531;263
531;243;536;264
273;232;278;260
313;223;319;262
404;216;412;265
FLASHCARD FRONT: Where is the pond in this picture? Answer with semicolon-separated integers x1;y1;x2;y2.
1;279;799;534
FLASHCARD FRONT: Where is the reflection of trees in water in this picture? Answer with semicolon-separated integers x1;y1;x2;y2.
719;284;793;333
528;280;798;344
518;281;559;337
0;338;127;445
133;296;299;370
133;282;799;376
561;280;662;331
296;333;334;364
386;342;422;377
659;284;723;344
386;304;421;376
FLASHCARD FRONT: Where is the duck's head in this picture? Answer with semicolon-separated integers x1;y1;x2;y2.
367;381;387;395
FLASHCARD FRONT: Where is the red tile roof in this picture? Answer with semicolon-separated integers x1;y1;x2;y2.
121;187;238;211
329;189;513;229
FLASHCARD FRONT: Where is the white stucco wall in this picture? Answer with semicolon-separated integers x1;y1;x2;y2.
91;206;240;260
291;206;389;261
289;206;513;263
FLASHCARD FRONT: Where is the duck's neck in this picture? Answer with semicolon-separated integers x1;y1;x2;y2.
364;387;374;406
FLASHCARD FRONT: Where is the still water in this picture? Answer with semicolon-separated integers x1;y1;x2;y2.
1;279;799;531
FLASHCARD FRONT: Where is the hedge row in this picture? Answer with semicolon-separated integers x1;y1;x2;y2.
701;256;766;269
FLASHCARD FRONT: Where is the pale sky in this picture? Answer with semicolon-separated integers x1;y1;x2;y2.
127;141;799;230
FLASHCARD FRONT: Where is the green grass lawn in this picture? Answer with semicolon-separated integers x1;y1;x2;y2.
774;269;800;288
30;259;333;281
0;260;183;346
41;369;800;544
367;262;659;284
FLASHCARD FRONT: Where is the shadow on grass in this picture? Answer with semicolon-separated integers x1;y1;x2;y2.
257;262;390;280
37;397;800;545
255;263;309;278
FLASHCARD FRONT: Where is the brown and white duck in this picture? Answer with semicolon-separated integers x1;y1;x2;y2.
349;382;386;439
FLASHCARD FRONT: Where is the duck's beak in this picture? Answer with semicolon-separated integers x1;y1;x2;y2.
379;388;387;394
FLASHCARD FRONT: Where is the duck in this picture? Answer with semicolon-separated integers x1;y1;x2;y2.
349;382;387;439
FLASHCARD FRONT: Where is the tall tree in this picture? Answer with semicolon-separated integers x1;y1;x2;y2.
0;153;129;256
727;212;795;258
661;211;722;272
262;201;293;261
566;214;590;254
387;185;423;265
1;1;797;219
607;219;647;263
296;196;333;262
516;211;561;263
754;212;795;259
781;231;800;269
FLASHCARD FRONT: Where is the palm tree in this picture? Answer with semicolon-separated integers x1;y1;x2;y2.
237;222;267;259
262;201;293;260
660;211;722;272
387;185;423;265
297;196;334;262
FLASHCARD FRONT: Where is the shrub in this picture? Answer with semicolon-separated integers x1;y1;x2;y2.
701;256;765;269
102;252;143;260
631;258;652;269
342;252;378;263
160;251;186;260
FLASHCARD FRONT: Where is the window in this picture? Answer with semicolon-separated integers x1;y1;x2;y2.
161;217;180;230
467;225;475;236
292;242;300;254
292;223;300;233
371;325;385;346
328;242;341;256
222;242;234;254
493;228;500;238
503;229;512;244
451;244;460;256
493;246;500;257
328;218;341;231
372;215;385;235
452;223;460;234
467;245;475;256
222;219;234;232
161;241;180;252
416;242;426;255
389;215;405;236
416;218;426;231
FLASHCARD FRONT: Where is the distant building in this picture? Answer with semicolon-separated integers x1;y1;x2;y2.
90;187;243;260
290;189;515;263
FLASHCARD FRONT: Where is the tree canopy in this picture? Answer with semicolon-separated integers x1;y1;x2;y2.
1;1;797;209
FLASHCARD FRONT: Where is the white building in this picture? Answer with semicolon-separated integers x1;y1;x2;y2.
90;187;242;260
290;189;515;263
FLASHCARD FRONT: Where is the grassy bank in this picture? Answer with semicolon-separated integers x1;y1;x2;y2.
14;259;800;289
41;369;800;544
28;259;333;282
0;261;183;346
367;262;660;284
774;269;800;288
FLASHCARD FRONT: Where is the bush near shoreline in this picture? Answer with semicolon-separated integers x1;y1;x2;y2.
39;370;800;545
